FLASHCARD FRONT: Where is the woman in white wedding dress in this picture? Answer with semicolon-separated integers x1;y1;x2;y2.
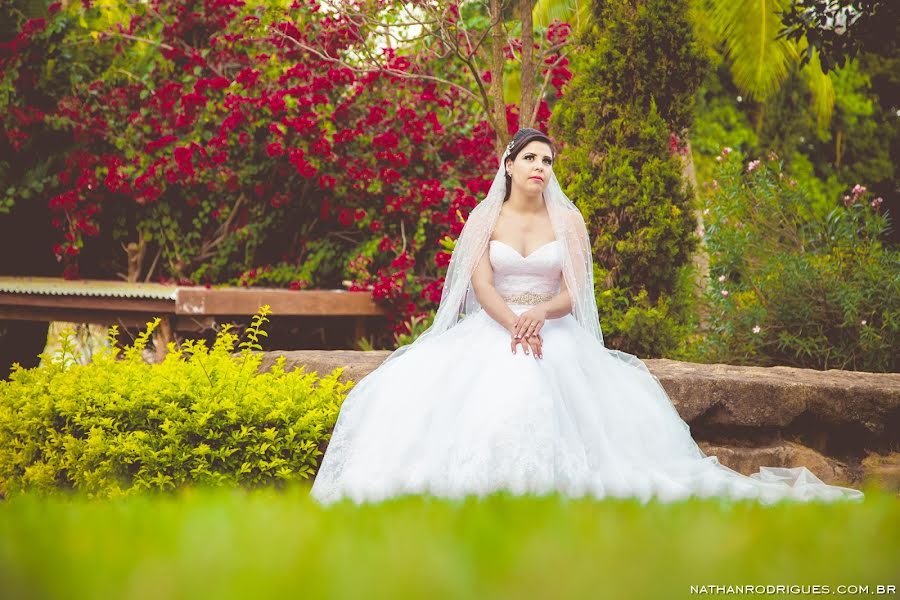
309;128;865;506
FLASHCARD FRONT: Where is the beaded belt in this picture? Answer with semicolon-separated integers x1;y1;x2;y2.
500;291;554;305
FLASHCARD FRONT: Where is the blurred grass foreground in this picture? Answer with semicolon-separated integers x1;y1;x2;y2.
0;483;897;600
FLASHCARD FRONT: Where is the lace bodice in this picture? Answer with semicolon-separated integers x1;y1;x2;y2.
489;239;563;296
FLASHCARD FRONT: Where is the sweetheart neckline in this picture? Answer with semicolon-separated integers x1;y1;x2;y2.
489;239;560;260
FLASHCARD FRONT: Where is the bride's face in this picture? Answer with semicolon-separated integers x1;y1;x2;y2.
507;141;553;194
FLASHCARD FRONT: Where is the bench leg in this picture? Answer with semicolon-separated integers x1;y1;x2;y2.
154;316;174;362
353;317;367;345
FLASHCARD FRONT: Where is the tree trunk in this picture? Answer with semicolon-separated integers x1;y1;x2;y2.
683;137;711;330
519;0;535;129
490;0;508;153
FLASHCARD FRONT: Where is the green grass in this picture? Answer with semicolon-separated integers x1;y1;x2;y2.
0;483;897;600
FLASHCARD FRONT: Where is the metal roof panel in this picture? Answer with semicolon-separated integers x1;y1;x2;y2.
0;277;178;300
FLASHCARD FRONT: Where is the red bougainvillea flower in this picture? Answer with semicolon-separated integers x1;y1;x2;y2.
4;0;556;338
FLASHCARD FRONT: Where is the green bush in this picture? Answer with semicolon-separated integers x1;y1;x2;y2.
549;0;709;357
692;57;894;223
695;150;898;371
0;306;352;499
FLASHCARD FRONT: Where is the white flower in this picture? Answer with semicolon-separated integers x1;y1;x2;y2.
736;95;743;102
871;197;883;208
860;319;867;326
718;275;726;282
716;155;723;162
722;147;733;156
746;159;761;173
752;325;761;334
720;289;729;297
703;208;710;215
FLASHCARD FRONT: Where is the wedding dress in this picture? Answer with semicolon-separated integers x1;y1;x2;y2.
309;237;864;506
309;129;864;506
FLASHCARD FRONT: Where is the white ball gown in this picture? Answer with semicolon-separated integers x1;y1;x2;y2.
309;238;865;505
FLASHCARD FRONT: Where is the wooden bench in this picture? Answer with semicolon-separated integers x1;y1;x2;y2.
0;277;387;359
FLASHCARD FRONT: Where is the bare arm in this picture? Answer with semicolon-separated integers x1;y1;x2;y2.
510;276;572;340
471;245;519;334
538;276;573;319
539;208;583;320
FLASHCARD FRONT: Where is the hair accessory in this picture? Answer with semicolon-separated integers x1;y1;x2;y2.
503;139;516;160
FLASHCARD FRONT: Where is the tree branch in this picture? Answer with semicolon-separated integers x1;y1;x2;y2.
529;51;568;127
519;0;535;129
267;25;480;104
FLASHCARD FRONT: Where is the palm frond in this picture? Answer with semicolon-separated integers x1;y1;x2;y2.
798;44;835;133
709;0;798;101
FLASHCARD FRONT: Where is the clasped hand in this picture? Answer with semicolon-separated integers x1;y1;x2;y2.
509;305;547;359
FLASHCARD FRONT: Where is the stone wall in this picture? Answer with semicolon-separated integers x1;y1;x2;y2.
258;351;900;491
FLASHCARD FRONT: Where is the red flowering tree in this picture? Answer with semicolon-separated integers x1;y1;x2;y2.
282;1;575;155
1;0;571;340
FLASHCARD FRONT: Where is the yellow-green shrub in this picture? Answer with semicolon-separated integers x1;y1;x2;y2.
0;307;351;499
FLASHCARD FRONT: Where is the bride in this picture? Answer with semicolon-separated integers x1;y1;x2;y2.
309;128;865;506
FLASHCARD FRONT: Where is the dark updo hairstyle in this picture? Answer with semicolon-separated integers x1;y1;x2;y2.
503;128;556;202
